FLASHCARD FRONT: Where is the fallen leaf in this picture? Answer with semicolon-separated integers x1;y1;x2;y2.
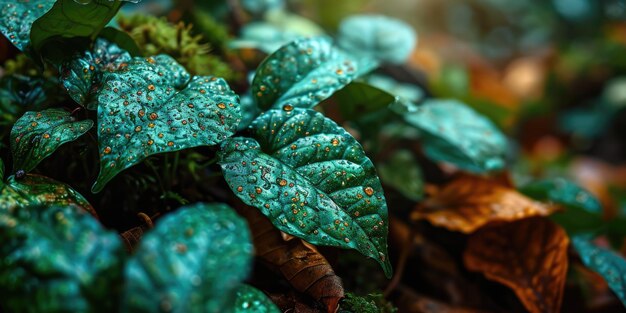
412;174;557;233
237;202;344;313
463;217;569;313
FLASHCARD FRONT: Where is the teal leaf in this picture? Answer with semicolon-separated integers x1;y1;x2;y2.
230;22;304;54
30;0;123;53
219;108;392;277
238;91;262;131
92;55;241;192
330;82;396;122
240;0;284;15
124;203;253;313
403;99;508;173
572;236;626;306
60;38;132;109
251;37;377;111
0;205;125;313
10;109;93;173
0;0;55;50
233;285;280;313
367;74;424;104
0;174;97;217
377;150;423;201
0;74;64;126
337;14;417;64
520;178;603;234
231;10;324;54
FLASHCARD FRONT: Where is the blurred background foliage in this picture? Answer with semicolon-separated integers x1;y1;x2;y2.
294;0;626;220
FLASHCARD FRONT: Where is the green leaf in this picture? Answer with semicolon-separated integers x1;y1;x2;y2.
124;203;253;313
337;14;417;64
0;174;97;217
402;99;508;173
330;82;396;122
0;0;55;50
377;150;423;201
251;37;377;111
0;205;125;313
572;236;626;306
10;109;93;173
218;108;392;277
99;27;142;56
232;285;280;313
367;74;424;104
520;178;603;234
30;0;123;53
92;55;241;192
60;38;132;109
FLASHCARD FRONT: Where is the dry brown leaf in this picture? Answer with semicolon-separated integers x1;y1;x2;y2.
463;217;569;313
236;202;344;313
119;212;157;253
121;226;146;252
412;174;558;233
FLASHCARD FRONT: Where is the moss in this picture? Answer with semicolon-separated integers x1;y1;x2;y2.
117;14;238;81
339;293;397;313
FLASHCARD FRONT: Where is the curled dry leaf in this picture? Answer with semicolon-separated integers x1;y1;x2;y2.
463;217;569;313
236;202;344;313
412;174;557;233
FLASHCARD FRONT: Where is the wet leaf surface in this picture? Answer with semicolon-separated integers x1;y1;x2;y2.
464;217;569;313
0;173;96;217
10;108;93;173
93;54;240;192
251;37;377;111
412;174;557;233
60;38;132;109
219;108;392;277
403;99;508;173
572;236;626;306
124;203;253;313
0;205;125;313
0;0;54;50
